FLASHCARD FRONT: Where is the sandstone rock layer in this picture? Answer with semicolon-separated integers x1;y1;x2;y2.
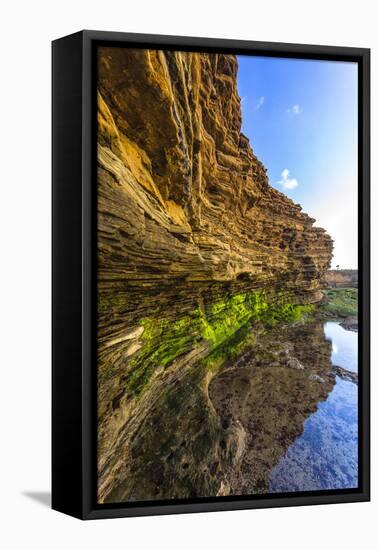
98;47;332;295
96;47;333;502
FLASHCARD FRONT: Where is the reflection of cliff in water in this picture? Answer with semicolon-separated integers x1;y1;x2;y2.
96;47;335;505
98;319;337;503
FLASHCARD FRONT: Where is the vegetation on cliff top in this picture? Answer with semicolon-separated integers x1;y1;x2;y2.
322;288;358;318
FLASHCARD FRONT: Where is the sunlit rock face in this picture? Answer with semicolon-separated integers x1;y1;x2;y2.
96;47;333;503
98;47;332;292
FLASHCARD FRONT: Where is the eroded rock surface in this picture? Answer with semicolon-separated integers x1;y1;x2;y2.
100;320;336;502
96;47;333;502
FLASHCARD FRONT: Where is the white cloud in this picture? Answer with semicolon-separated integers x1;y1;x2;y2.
287;104;301;115
309;170;358;269
256;96;265;110
277;168;298;190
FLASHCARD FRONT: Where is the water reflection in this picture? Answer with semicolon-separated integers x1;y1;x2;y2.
269;322;358;492
324;321;358;372
100;319;358;502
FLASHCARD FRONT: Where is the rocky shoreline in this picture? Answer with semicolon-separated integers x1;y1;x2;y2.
319;286;358;332
96;48;335;503
331;365;358;384
340;316;358;332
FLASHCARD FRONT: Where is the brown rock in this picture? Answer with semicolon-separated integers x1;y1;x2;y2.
97;47;332;296
95;47;334;503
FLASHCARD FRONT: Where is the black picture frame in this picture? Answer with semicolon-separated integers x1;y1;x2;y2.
52;30;370;520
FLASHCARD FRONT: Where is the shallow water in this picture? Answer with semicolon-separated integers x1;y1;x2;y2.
269;321;358;492
324;321;358;372
100;315;359;502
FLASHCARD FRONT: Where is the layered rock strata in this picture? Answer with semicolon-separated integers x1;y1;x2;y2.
96;47;333;502
100;320;336;502
98;47;332;294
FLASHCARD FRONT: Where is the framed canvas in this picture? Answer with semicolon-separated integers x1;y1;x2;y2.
52;30;370;519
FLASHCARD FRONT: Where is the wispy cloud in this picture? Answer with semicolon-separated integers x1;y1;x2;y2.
287;104;301;115
255;96;265;110
277;168;298;190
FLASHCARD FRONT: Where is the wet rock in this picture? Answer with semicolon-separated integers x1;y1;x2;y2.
309;374;325;383
332;365;358;384
287;357;305;370
326;269;358;288
340;317;358;332
207;321;335;496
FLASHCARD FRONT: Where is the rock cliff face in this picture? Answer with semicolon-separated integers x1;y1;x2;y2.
326;269;358;288
96;47;333;502
98;47;332;294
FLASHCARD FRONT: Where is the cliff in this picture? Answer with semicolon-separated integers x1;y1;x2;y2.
326;269;358;288
98;47;332;297
96;47;333;502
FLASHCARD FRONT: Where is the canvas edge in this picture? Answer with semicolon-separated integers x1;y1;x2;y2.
52;30;370;520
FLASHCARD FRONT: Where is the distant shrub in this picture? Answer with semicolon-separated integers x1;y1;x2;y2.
322;288;358;318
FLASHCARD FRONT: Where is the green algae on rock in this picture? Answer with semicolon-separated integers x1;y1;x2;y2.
123;291;315;397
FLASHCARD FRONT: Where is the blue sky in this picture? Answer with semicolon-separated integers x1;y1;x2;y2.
237;55;358;269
